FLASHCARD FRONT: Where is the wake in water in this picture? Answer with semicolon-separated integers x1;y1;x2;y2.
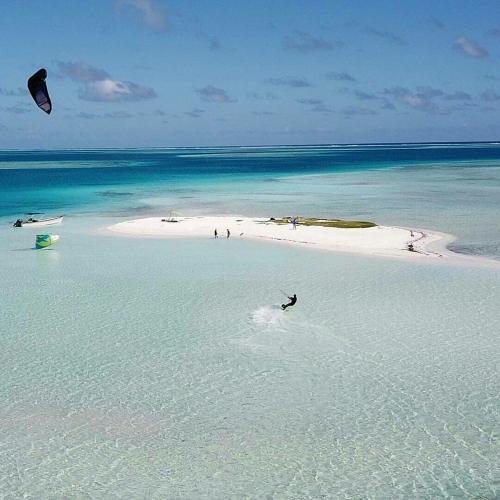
233;302;329;355
251;304;286;330
233;300;353;356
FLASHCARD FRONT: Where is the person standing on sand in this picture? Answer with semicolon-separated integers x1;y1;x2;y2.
214;228;218;239
227;228;230;238
292;217;298;230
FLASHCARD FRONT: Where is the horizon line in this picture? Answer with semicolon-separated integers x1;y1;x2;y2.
1;140;500;152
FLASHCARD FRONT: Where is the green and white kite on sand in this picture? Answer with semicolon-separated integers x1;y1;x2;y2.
35;234;60;249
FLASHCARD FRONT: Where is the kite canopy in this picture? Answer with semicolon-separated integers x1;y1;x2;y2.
27;68;52;114
35;234;59;249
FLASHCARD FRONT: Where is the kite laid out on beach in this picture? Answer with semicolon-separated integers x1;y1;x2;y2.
27;68;52;114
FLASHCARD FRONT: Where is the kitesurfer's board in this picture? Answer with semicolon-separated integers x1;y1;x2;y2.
36;234;59;249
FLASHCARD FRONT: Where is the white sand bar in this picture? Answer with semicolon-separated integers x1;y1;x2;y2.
107;216;500;267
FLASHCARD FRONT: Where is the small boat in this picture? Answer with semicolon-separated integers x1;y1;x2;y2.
161;210;181;223
13;215;64;227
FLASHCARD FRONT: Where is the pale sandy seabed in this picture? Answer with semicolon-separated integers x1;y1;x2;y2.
2;215;499;498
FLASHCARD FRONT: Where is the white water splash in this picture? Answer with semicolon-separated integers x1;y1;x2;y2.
251;304;286;329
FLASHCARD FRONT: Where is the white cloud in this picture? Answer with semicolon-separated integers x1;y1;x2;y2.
383;86;473;114
325;72;356;82
453;36;488;58
354;90;379;100
384;87;438;111
116;0;168;31
481;89;500;101
196;85;236;103
184;108;205;118
296;98;323;105
266;77;312;88
58;61;157;102
444;91;472;101
79;79;157;102
401;95;425;107
71;111;133;119
342;106;377;116
283;31;337;51
365;27;407;46
248;92;279;100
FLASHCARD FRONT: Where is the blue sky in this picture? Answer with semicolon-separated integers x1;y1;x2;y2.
1;0;499;148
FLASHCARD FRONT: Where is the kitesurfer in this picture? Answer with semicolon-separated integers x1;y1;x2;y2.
214;228;218;239
227;228;230;238
282;294;297;310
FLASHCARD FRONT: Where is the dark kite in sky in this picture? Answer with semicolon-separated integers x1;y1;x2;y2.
27;68;52;114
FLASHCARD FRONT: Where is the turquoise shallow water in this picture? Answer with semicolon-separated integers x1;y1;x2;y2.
1;219;499;498
1;144;500;498
2;143;500;258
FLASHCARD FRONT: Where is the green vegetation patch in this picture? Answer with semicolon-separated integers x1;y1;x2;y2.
270;217;376;229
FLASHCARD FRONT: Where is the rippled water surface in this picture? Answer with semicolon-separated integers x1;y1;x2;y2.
1;220;499;498
1;144;500;498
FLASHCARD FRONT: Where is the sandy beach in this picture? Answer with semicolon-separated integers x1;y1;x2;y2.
107;216;456;261
107;216;500;268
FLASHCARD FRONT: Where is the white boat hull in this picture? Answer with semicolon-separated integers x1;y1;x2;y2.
20;216;64;227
